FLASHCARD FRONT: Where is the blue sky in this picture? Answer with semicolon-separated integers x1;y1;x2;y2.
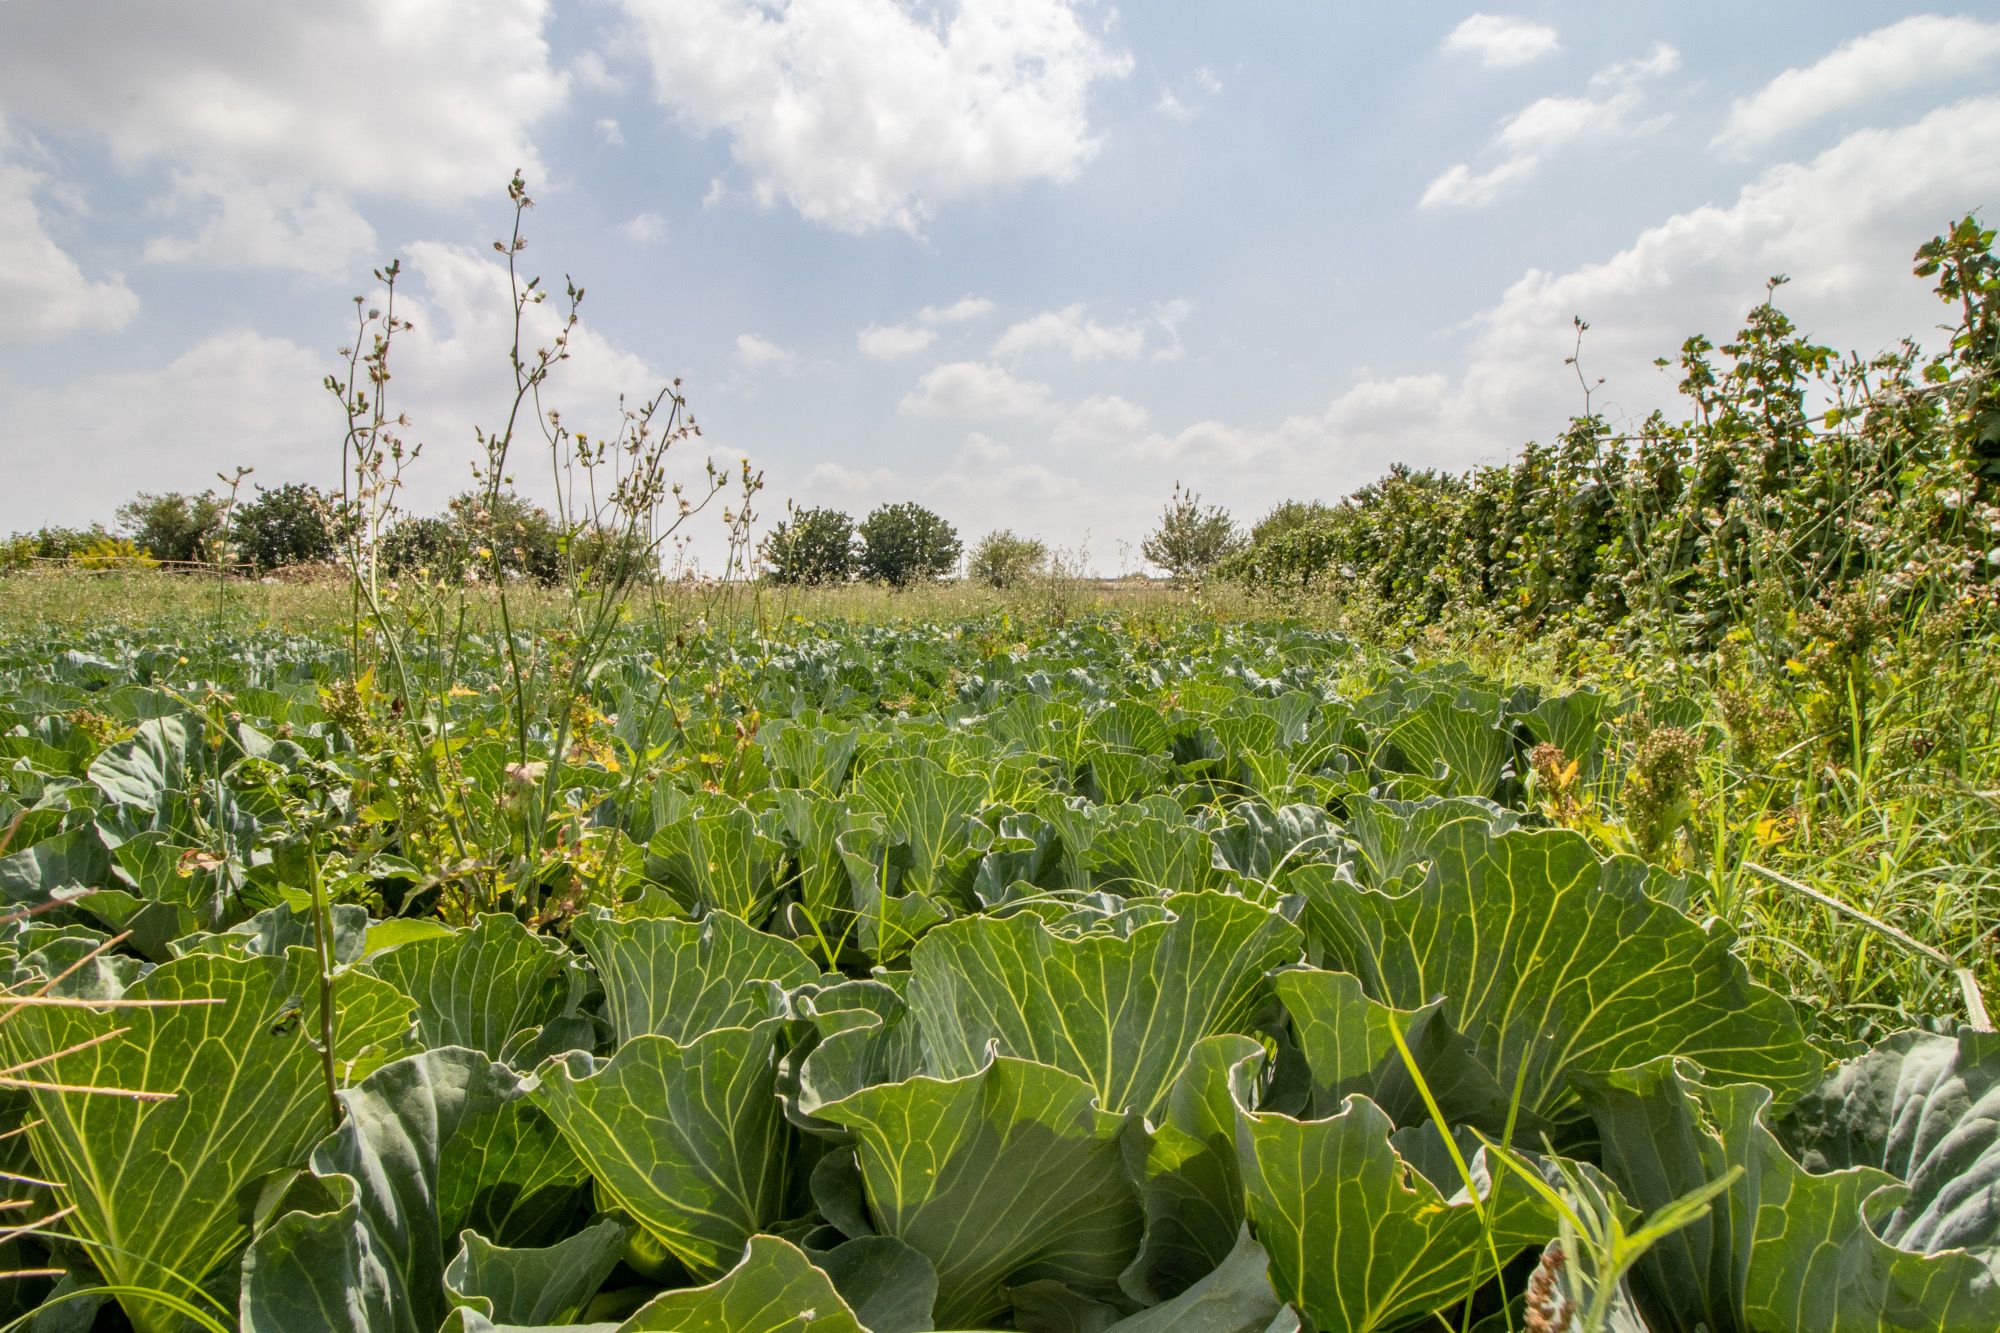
2;3;1997;571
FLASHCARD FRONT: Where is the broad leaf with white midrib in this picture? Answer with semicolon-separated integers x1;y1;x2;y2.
905;890;1302;1119
0;949;412;1333
1294;821;1821;1119
813;1056;1145;1330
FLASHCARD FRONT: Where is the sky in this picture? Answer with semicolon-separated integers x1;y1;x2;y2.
2;3;1997;572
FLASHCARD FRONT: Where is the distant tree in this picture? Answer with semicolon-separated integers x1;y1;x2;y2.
1220;498;1343;588
968;529;1047;588
117;491;227;564
764;505;857;585
230;483;337;572
450;488;561;585
1142;483;1239;586
379;515;463;580
858;502;961;586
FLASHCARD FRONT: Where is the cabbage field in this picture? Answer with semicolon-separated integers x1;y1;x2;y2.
1;607;1996;1333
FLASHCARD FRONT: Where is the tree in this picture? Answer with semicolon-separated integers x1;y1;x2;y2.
858;502;961;586
230;483;337;573
116;491;226;564
763;505;857;585
379;515;463;580
968;529;1047;588
1141;483;1239;586
449;488;561;585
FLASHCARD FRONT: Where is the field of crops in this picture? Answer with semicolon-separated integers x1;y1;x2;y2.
2;598;1996;1332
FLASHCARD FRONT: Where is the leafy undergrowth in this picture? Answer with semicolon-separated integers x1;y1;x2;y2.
1;612;1995;1331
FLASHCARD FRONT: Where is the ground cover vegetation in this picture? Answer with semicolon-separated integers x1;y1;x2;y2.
1;185;1996;1332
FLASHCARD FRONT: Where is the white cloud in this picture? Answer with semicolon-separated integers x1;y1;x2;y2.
956;432;1013;467
612;0;1132;233
1421;44;1678;210
1155;66;1223;124
1714;15;2000;152
143;171;376;278
1418;157;1541;211
899;361;1052;417
596;117;625;146
1590;41;1681;88
0;0;566;274
3;237;682;529
858;323;938;360
993;304;1148;362
918;295;996;325
620;212;667;242
1050;394;1149;449
992;300;1190;363
735;333;794;369
1442;14;1560;68
0;122;138;338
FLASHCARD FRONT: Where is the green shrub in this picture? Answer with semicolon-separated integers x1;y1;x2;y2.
968;530;1047;588
230;483;338;573
763;506;857;585
858;502;960;587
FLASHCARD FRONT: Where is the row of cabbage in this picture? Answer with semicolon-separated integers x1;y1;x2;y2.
1;619;1994;1331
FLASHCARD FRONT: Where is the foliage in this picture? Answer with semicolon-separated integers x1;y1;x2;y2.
764;504;858;585
1143;483;1240;586
968;529;1048;588
74;535;159;570
116;490;227;564
449;487;564;586
0;601;1995;1330
857;501;961;586
229;482;340;573
1227;218;2000;654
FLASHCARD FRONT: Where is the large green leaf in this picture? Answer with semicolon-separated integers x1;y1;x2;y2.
0;950;413;1333
573;910;818;1046
1581;1058;2000;1333
1271;967;1520;1132
240;1048;538;1333
644;803;788;925
1232;1078;1548;1333
621;1234;866;1332
436;1090;592;1249
531;1019;799;1279
849;754;988;902
1373;692;1510;798
905;891;1302;1118
1777;1029;2000;1272
812;1056;1145;1329
1294;822;1820;1120
443;1219;630;1326
1121;1035;1266;1304
362;912;586;1062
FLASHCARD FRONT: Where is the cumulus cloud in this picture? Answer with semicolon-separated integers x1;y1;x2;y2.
735;333;794;369
1442;14;1560;68
1050;394;1150;449
955;432;1013;467
620;212;667;242
1421;42;1679;210
1713;15;2000;152
0;0;566;274
857;323;938;360
918;296;996;325
992;300;1190;363
899;361;1052;417
1;238;680;529
0;122;138;338
143;171;377;277
612;0;1132;233
1155;66;1224;124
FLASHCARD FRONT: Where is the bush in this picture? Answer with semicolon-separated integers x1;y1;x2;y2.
1221;500;1343;589
230;483;338;573
116;491;226;565
968;530;1048;588
764;506;857;585
450;489;561;585
858;502;961;586
379;515;463;580
1142;484;1239;586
